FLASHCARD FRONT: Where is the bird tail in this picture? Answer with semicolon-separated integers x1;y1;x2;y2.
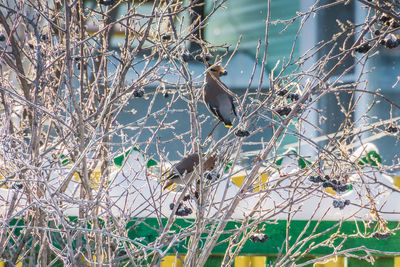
161;170;175;190
215;109;233;128
163;180;174;190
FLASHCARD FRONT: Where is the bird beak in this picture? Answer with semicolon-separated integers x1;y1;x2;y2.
220;70;228;76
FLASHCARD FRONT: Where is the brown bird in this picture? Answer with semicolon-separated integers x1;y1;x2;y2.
203;65;237;127
162;153;216;190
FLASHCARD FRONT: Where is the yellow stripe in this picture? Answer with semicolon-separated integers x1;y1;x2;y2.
315;256;345;267
232;173;268;192
161;255;185;267
0;169;8;188
393;176;400;189
325;187;337;195
250;256;266;267
0;262;20;267
235;256;266;266
235;256;250;266
232;175;246;188
253;173;268;192
73;170;103;189
15;257;22;267
394;256;400;267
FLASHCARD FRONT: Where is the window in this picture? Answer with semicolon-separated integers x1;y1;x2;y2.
204;0;300;74
315;1;356;146
365;45;400;163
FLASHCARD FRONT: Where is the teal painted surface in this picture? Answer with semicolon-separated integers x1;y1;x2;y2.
205;0;300;71
204;255;224;267
127;218;400;256
4;218;400;265
266;256;278;266
348;257;394;267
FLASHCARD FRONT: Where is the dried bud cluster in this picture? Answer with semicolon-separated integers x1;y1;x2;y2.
332;199;350;210
276;107;291;116
380;38;400;49
386;126;398;133
133;90;144;98
355;43;372;53
170;203;193;216
235;130;250;137
249;233;268;243
372;232;390;239
309;175;351;193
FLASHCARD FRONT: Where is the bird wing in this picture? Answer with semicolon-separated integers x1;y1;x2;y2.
163;180;174;190
229;95;237;117
203;156;216;170
206;103;228;126
165;154;199;180
203;83;220;120
207;103;219;118
162;165;186;189
216;94;235;125
215;79;237;117
215;78;237;118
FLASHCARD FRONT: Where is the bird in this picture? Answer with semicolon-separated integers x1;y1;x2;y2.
162;153;216;190
203;65;237;127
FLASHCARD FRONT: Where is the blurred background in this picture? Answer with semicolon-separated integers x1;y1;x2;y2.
84;0;400;164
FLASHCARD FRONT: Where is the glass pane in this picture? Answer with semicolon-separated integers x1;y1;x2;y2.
204;0;300;69
317;0;355;74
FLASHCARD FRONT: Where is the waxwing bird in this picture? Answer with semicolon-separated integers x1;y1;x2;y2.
203;65;237;127
162;153;216;190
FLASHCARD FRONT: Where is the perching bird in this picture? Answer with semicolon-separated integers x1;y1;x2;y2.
203;65;237;127
162;153;216;190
